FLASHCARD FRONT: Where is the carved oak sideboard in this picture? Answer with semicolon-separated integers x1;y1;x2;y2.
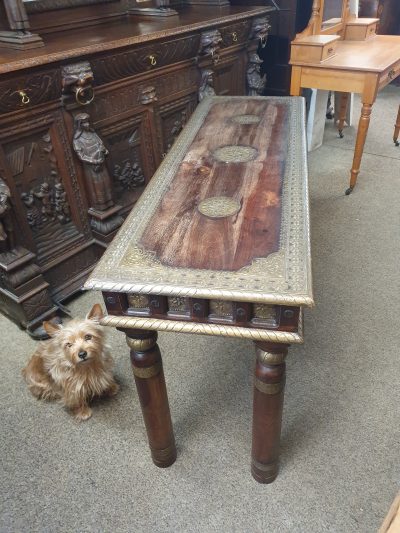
0;6;273;337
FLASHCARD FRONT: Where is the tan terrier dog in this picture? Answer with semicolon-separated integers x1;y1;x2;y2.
22;304;118;421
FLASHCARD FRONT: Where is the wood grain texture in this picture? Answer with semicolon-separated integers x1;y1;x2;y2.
140;99;289;271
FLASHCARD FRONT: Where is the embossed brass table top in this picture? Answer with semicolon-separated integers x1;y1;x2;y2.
85;96;313;343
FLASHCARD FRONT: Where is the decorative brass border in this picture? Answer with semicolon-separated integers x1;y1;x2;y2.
132;362;162;379
100;311;304;343
85;96;313;308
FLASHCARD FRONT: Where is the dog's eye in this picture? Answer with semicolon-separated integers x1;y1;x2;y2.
65;342;73;348
84;334;92;341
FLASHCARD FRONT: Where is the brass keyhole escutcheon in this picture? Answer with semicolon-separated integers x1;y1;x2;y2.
18;90;30;105
232;32;238;42
149;55;157;67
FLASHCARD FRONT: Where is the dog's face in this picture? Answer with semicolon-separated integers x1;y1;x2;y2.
43;304;104;366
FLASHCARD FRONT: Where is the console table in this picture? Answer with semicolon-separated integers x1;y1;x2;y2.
0;6;273;337
85;95;313;483
290;0;400;194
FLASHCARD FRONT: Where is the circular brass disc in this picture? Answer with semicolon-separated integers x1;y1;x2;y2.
213;144;258;163
198;196;241;218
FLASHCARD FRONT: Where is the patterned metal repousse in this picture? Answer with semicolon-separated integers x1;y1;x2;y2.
85;96;313;307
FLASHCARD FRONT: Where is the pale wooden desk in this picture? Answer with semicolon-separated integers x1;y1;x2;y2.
290;35;400;194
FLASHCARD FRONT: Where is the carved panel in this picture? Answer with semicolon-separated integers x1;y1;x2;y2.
100;113;155;208
155;94;197;156
219;20;252;48
213;52;247;96
1;116;87;265
0;70;61;115
91;35;200;84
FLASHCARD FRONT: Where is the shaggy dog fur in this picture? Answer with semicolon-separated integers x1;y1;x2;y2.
22;304;118;421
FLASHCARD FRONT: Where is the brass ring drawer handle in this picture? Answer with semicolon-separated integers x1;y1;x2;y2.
388;69;396;80
149;55;157;67
12;90;30;105
232;32;238;42
75;86;94;106
327;47;334;54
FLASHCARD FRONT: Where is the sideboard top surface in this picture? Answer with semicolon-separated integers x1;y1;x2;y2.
85;96;313;307
0;6;273;75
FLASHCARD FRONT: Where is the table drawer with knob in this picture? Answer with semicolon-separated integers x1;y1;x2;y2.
219;20;252;49
379;60;400;90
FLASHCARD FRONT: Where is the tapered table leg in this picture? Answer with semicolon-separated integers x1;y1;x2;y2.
251;342;288;483
346;101;373;195
122;328;176;468
337;92;350;138
394;104;400;146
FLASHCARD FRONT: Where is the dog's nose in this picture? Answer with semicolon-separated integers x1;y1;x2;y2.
78;350;87;360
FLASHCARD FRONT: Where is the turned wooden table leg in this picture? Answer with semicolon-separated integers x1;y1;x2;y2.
337;92;350;138
121;328;177;468
346;101;373;195
251;342;288;483
394;104;400;147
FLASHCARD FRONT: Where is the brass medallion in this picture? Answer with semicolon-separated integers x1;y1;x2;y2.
212;144;258;163
231;114;261;125
198;196;241;219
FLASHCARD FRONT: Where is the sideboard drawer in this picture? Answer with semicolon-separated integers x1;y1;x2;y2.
0;70;61;115
219;20;252;49
91;34;201;85
379;60;400;89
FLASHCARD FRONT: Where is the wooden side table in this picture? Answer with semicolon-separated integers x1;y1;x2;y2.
85;96;314;483
291;34;400;193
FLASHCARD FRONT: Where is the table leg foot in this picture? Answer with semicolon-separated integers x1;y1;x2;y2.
393;104;400;147
347;101;372;192
338;130;344;139
251;342;288;484
121;328;177;468
345;186;353;195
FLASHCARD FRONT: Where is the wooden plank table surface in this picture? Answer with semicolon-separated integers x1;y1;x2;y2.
85;96;313;483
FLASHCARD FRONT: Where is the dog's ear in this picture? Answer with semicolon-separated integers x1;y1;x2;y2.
86;303;103;323
43;320;62;337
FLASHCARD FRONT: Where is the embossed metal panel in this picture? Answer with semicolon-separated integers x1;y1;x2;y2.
85;96;313;307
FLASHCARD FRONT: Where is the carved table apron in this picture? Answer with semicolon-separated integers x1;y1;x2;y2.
85;96;314;483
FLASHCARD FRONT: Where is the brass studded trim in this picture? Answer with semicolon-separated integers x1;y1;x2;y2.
101;313;304;343
254;378;285;395
126;336;156;352
132;362;162;379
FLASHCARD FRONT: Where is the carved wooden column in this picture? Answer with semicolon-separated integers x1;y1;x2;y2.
63;62;123;245
0;0;43;50
197;29;222;103
251;342;288;483
120;328;177;468
246;17;271;96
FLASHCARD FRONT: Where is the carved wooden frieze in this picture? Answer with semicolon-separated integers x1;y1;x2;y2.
0;70;61;115
219;20;252;48
90;35;200;84
90;66;198;123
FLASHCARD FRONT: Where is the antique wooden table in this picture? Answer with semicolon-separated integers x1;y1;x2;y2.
85;96;314;483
